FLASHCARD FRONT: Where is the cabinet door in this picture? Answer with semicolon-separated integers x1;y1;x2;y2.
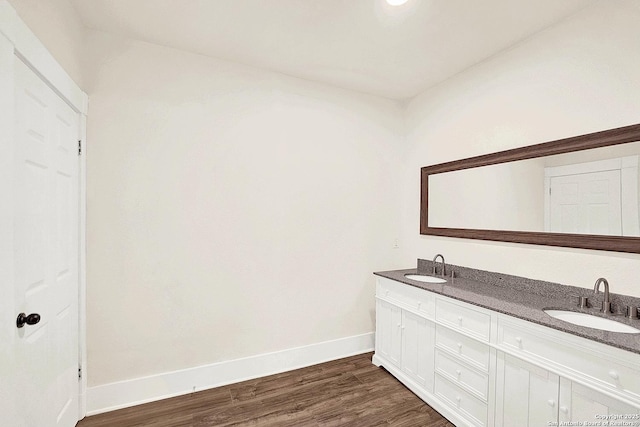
401;310;435;391
376;299;402;367
495;352;559;427
559;378;639;423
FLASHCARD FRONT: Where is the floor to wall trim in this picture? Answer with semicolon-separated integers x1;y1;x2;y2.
86;332;375;416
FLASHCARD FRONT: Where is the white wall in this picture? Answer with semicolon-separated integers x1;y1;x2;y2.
401;0;640;296
6;0;85;87
83;30;403;387
11;0;640;394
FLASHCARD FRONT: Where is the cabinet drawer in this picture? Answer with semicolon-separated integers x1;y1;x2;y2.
436;325;490;373
435;374;488;427
435;348;489;401
498;315;640;403
436;298;491;341
377;277;435;319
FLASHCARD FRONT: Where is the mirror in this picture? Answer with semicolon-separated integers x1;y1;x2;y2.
420;123;640;253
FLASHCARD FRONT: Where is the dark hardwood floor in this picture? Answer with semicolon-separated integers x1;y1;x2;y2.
78;352;454;427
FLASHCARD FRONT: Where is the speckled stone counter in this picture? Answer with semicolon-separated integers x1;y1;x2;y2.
374;259;640;354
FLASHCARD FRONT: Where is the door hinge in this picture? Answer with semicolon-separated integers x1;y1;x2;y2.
78;366;82;380
78;140;82;156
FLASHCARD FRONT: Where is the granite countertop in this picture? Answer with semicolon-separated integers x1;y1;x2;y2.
374;260;640;355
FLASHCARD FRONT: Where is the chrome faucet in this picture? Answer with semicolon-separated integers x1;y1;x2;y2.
432;254;446;277
593;278;612;314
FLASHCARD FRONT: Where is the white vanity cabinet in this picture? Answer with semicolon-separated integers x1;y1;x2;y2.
373;276;640;427
495;354;639;427
375;279;435;392
374;277;494;427
496;314;640;425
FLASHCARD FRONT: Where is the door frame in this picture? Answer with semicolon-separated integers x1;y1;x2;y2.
544;156;639;236
0;0;88;419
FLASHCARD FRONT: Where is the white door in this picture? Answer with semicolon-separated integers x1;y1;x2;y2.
495;352;559;427
375;300;402;367
558;378;639;422
401;310;435;390
10;57;80;427
549;170;622;235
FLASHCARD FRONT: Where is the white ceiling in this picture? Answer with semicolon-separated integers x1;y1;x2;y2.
70;0;595;100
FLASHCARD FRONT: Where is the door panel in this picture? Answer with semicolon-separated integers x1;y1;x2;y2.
401;310;435;391
495;352;559;427
549;170;622;235
375;300;402;367
559;378;639;423
13;57;79;427
0;33;18;427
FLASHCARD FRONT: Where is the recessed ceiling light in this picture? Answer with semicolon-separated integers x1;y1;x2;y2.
386;0;409;5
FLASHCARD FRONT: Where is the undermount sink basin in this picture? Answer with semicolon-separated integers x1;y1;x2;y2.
404;274;447;284
544;309;640;334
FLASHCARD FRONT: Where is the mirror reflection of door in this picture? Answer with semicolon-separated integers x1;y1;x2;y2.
548;170;621;235
544;157;639;236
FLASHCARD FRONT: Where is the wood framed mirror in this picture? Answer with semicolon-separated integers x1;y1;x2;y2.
420;123;640;253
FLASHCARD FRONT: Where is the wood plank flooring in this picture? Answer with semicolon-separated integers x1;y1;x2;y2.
78;352;454;427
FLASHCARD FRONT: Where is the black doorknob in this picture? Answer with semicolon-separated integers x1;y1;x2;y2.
16;313;41;328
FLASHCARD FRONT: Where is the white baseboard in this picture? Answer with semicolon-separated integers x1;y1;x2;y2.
86;332;375;416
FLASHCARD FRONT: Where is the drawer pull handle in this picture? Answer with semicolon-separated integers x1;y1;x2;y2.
386;290;389;296
609;370;619;380
457;342;463;352
397;323;401;328
560;406;568;414
457;316;463;323
456;369;461;377
547;399;555;407
455;396;461;405
417;302;422;308
401;326;405;330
